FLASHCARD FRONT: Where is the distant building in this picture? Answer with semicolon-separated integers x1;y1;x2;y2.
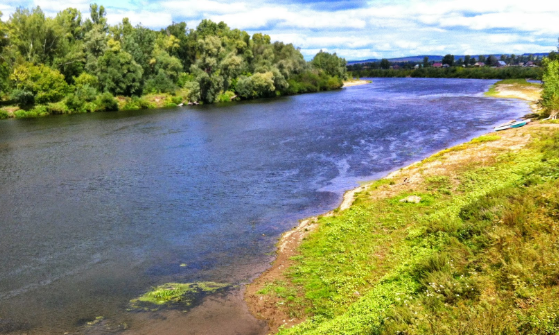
442;64;450;68
496;61;507;67
414;64;420;69
474;62;485;67
432;62;443;68
526;61;535;67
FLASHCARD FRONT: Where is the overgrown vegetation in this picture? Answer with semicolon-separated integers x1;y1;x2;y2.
0;5;346;119
255;126;559;334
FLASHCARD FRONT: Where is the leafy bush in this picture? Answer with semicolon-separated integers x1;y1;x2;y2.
0;109;10;119
73;73;99;88
47;102;69;115
122;96;154;110
216;90;236;102
31;105;49;117
541;59;559;116
14;110;27;118
95;92;119;112
65;93;86;113
144;69;177;94
10;89;35;106
10;64;69;103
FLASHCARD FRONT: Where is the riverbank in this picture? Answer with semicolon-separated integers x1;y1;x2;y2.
485;79;542;114
245;82;559;334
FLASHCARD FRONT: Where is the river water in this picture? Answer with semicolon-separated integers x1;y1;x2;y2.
0;78;528;334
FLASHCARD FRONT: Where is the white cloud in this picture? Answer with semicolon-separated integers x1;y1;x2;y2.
2;0;558;60
105;9;173;28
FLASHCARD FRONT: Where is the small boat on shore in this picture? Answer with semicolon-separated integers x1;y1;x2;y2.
494;119;529;131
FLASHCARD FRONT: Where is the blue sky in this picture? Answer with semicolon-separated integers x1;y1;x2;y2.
1;0;558;60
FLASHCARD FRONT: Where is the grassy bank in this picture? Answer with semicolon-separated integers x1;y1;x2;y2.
246;86;559;334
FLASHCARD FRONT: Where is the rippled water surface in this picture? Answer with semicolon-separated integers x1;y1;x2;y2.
0;78;528;333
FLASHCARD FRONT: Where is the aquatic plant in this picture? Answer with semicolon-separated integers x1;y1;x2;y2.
130;282;230;309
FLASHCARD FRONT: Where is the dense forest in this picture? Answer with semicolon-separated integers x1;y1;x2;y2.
0;5;347;119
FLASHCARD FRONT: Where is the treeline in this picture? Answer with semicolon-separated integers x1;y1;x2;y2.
350;66;543;80
0;5;346;119
349;54;545;72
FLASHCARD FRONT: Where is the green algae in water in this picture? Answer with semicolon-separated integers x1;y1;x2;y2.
130;282;230;310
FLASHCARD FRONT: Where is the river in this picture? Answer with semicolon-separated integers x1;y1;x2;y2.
0;78;529;334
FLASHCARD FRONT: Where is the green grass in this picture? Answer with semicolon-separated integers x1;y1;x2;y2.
422;134;500;163
259;127;559;334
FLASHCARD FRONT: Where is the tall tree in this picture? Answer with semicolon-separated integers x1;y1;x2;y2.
442;54;454;66
96;39;143;96
464;55;471;67
380;58;390;69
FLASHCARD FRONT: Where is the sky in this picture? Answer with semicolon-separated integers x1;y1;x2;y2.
1;0;558;61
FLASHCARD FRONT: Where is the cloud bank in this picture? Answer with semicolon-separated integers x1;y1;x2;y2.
2;0;557;60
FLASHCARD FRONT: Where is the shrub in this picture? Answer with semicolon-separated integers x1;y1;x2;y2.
65;93;86;113
95;92;119;112
122;96;154;110
0;109;9;119
10;64;69;104
145;69;176;94
14;110;27;118
31;105;49;117
10;89;35;106
47;102;69;115
216;90;237;102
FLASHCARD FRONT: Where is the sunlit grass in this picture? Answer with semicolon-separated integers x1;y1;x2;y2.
257;126;559;334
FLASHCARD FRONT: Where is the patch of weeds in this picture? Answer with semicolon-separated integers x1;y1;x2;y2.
470;134;500;143
425;175;453;195
130;282;229;311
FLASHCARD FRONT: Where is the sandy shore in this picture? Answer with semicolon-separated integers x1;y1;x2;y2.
244;82;544;334
491;82;542;114
342;80;372;87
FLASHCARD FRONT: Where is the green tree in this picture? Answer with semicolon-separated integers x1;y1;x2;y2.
423;56;430;68
464;55;471;67
96;39;143;96
380;58;390;69
442;54;454;66
10;63;69;103
487;55;498;66
9;7;63;64
541;58;559;117
311;50;347;79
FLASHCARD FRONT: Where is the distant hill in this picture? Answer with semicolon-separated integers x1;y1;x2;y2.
347;53;550;65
